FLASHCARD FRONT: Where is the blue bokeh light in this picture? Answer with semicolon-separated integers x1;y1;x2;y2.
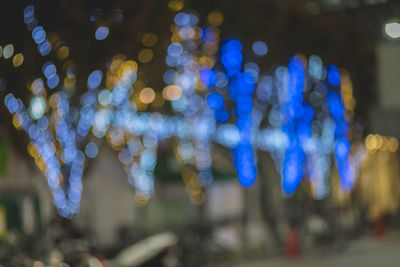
206;93;224;110
200;68;217;88
47;74;59;89
38;40;51;56
87;70;103;89
252;41;268;56
32;26;46;44
174;12;190;26
327;64;340;87
85;142;99;158
95;26;110;40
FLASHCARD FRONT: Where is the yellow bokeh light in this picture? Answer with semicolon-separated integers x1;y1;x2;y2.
139;87;156;104
49;93;60;109
47;32;60;48
168;0;184;11
59;173;64;185
208;10;224;26
365;134;377;150
138;49;154;63
365;134;398;152
142;33;158;47
28;142;39;159
171;33;182;43
344;97;356;110
35;157;47;173
106;58;138;89
12;113;24;130
181;168;197;183
199;56;215;67
162;85;182;101
123;60;138;71
185;178;200;193
57;46;69;61
134;194;149;207
12;53;24;67
112;53;126;62
341;81;353;94
190;191;206;205
64;76;77;89
375;134;384;150
387;137;399;152
121;64;137;78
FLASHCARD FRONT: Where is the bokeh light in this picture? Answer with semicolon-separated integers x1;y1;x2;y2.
3;44;14;59
32;26;46;44
385;22;400;38
12;53;24;67
29;96;46;120
85;142;99;158
252;41;268;56
207;10;224;26
139;87;156;104
168;0;184;11
38;40;51;56
163;85;182;101
87;70;103;89
95;26;110;40
142;33;158;47
57;46;69;60
138;49;154;63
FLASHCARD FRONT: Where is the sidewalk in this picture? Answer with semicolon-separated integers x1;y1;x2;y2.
234;232;400;267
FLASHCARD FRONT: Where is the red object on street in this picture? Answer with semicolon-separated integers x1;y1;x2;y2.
375;216;386;239
285;228;300;258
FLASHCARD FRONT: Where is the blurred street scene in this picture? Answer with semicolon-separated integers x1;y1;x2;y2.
0;0;400;266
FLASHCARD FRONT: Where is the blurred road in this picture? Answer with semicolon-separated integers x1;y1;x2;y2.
235;232;400;267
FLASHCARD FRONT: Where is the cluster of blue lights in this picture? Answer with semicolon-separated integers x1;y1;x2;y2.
24;6;52;56
5;93;84;218
280;57;308;194
3;7;363;217
206;92;229;123
326;84;354;191
42;61;60;89
167;13;217;187
220;40;257;187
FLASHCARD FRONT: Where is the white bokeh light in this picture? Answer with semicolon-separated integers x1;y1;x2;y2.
385;22;400;38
